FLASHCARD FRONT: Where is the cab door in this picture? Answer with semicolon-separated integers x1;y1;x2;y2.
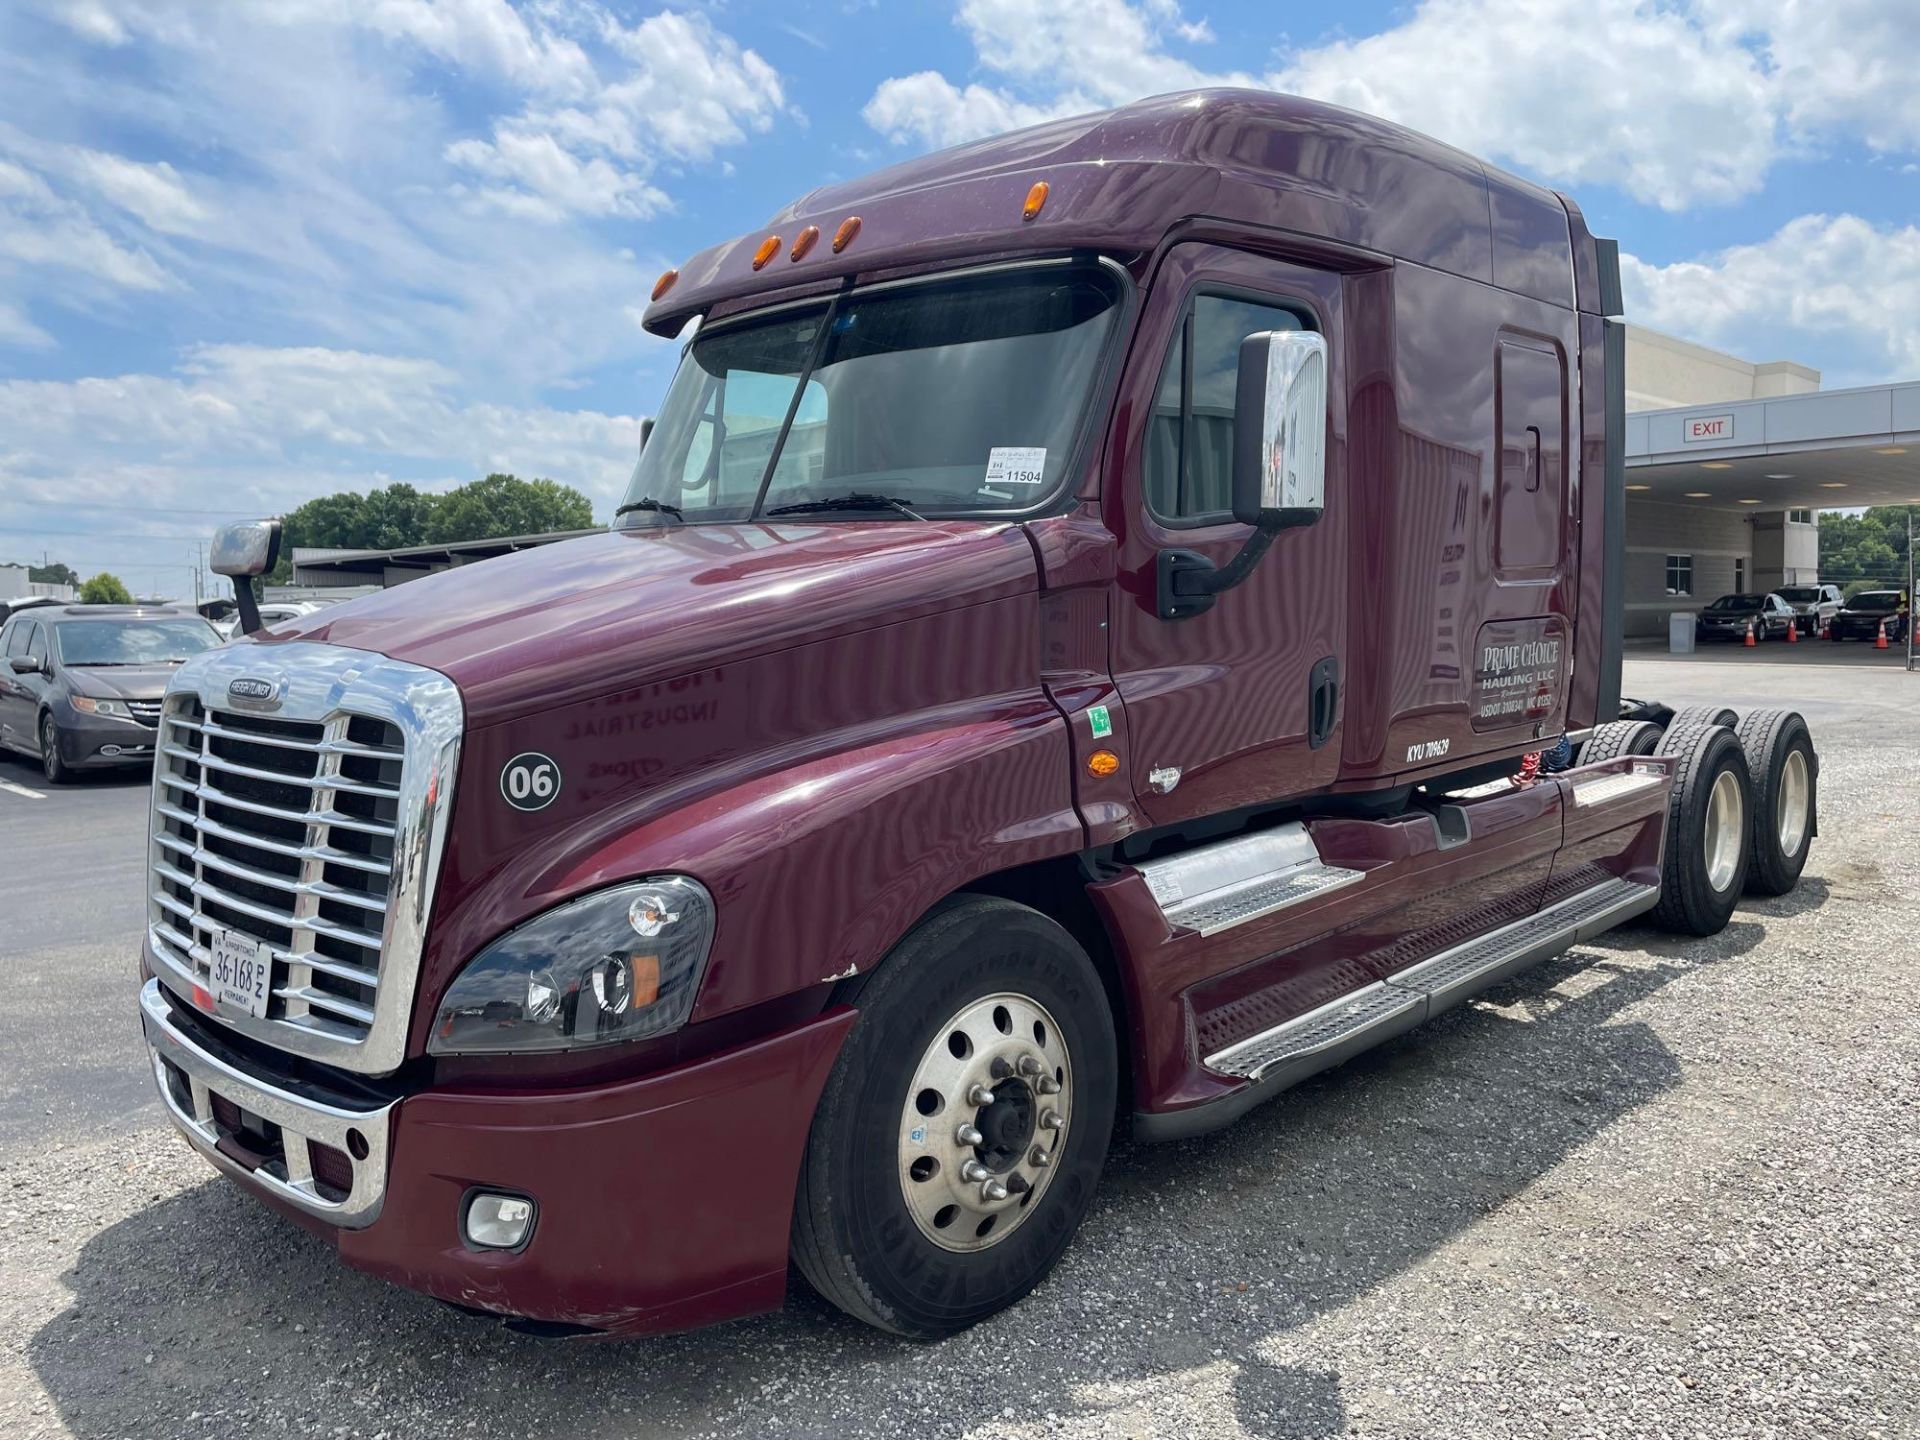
1103;245;1348;828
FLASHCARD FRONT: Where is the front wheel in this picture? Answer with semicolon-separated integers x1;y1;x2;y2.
791;896;1117;1338
39;714;71;785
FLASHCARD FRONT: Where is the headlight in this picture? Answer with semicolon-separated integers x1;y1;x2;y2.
429;876;716;1055
71;696;134;719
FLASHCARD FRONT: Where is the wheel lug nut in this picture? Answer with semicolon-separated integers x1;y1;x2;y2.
1039;1108;1064;1131
1029;1146;1052;1167
981;1179;1009;1202
966;1084;996;1106
955;1123;984;1147
1017;1054;1043;1077
960;1159;990;1183
1035;1076;1061;1095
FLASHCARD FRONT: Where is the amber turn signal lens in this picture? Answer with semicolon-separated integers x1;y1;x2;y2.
627;953;662;1009
650;268;678;302
751;235;782;271
789;225;820;262
1087;749;1120;778
1022;181;1050;221
832;215;862;253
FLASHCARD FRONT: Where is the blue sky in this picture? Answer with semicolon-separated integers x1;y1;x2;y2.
2;0;1917;595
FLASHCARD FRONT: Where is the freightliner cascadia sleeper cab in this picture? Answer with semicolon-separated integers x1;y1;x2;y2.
139;90;1820;1339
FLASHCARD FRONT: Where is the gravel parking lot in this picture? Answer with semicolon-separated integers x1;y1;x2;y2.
2;657;1915;1440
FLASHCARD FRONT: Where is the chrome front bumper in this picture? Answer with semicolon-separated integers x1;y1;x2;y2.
140;978;394;1228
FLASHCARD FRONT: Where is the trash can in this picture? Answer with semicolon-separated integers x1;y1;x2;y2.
1669;612;1696;655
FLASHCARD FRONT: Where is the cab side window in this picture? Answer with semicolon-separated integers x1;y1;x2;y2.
1145;294;1306;524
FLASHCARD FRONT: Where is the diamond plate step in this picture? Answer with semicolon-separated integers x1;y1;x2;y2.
1202;877;1658;1082
1135;824;1363;938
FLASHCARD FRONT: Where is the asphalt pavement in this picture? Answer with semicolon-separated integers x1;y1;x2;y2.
1;657;1915;1439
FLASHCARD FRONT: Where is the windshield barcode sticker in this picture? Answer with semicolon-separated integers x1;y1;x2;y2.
984;446;1046;486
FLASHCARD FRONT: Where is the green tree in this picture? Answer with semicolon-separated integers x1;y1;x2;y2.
421;473;593;544
1820;506;1913;587
29;561;78;587
78;572;134;604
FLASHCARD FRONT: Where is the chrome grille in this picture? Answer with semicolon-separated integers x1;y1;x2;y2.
144;641;463;1075
126;699;163;726
151;698;402;1039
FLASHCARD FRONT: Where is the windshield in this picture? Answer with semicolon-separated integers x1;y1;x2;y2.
1776;587;1820;603
1709;595;1765;610
620;263;1122;522
1848;592;1902;612
54;619;220;665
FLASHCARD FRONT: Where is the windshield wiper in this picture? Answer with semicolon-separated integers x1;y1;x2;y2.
614;497;684;523
764;493;924;520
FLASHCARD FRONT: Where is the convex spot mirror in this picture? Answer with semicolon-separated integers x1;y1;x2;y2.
1232;329;1328;530
210;519;283;579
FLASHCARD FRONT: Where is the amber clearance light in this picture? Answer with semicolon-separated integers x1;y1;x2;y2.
1087;749;1120;778
651;268;678;302
751;235;782;271
832;215;862;253
790;225;820;262
1022;181;1050;221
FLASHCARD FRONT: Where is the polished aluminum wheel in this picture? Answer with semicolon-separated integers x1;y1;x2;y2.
1777;748;1810;859
1704;767;1746;892
897;992;1072;1253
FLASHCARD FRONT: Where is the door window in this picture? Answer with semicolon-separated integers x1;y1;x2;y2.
24;623;47;666
0;619;19;656
1145;294;1306;524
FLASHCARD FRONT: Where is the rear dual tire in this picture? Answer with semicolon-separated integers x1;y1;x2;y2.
1652;721;1752;935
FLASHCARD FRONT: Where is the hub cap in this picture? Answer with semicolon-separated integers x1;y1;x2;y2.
1704;767;1745;892
898;992;1072;1253
1777;748;1810;858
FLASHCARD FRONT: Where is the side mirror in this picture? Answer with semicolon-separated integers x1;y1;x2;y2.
210;519;283;579
1232;330;1328;528
8;655;43;676
1157;329;1329;619
210;518;283;636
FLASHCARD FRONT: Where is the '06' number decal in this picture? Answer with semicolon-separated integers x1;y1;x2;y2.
500;752;561;811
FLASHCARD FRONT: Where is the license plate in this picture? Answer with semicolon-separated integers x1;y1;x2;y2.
209;928;273;1020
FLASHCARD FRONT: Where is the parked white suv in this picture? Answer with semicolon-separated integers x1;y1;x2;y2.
1773;584;1842;632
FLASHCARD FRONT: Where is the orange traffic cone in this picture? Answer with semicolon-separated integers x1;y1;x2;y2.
1744;618;1757;647
1787;617;1798;643
1876;618;1889;650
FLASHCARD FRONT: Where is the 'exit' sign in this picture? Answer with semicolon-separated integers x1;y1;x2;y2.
1683;413;1735;443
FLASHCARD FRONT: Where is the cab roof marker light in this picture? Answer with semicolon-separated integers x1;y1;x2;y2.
751;235;782;271
651;268;679;302
832;216;862;253
1022;181;1050;221
790;225;820;262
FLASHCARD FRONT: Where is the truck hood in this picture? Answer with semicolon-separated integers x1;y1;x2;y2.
260;521;1040;727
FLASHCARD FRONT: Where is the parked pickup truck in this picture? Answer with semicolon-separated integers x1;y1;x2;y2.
137;89;1820;1341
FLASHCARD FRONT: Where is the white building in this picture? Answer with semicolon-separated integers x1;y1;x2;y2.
0;564;75;602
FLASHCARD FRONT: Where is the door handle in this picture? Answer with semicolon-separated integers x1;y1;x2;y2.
1307;655;1338;750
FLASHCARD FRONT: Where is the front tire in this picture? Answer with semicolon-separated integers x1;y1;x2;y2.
791;896;1117;1338
39;714;71;785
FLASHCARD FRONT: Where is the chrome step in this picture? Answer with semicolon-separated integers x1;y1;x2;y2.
1136;824;1363;938
1388;876;1654;1007
1202;877;1658;1082
1207;981;1425;1080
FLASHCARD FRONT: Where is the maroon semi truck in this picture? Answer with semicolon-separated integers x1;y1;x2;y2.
141;90;1819;1340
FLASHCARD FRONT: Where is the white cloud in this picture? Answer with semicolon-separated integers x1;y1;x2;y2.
1623;215;1920;384
446;10;787;221
0;298;52;347
63;148;209;233
0;156;172;292
0;343;644;509
1275;0;1775;210
864;0;1920;212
